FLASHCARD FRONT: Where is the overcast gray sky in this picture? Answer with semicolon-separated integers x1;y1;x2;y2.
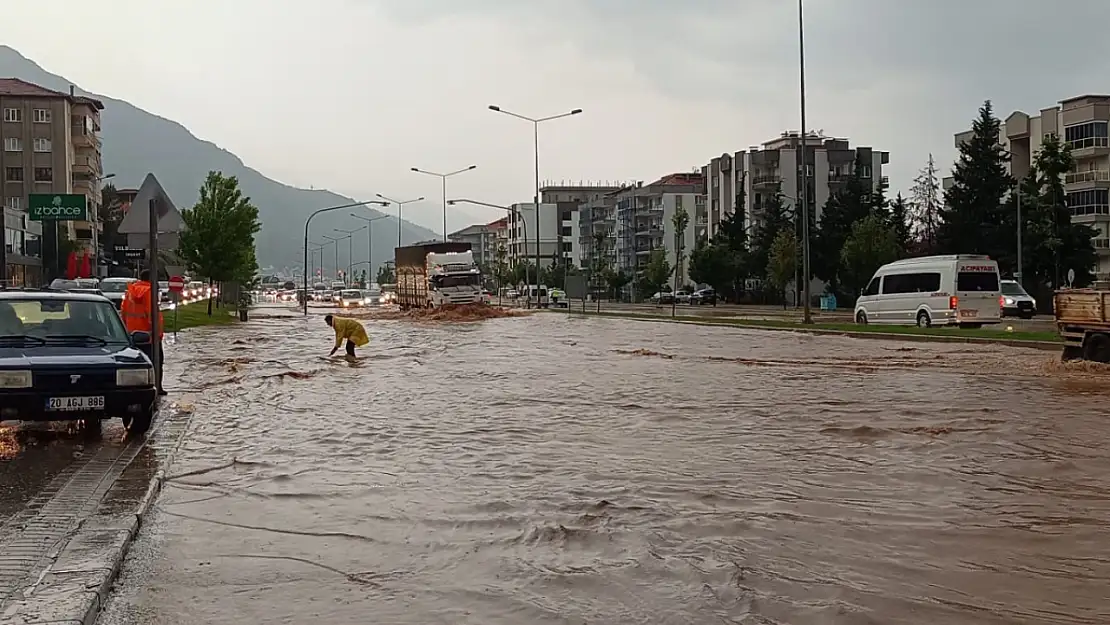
6;0;1110;230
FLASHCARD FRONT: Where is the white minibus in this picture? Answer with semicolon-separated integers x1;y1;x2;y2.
853;255;1002;328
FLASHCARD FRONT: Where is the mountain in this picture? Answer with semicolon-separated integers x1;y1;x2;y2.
0;46;440;273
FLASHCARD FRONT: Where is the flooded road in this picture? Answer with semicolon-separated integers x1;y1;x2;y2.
97;307;1110;624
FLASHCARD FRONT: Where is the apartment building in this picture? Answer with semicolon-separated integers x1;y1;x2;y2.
447;222;498;267
945;95;1110;278
702;131;889;239
0;78;104;284
577;193;618;270
506;202;563;269
611;173;705;289
538;182;623;270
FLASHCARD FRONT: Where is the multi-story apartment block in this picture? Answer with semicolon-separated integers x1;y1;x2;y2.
506;202;563;270
945;95;1110;278
538;182;623;270
0;78;104;284
577;194;618;271
702;131;889;240
447;222;498;267
611;173;705;291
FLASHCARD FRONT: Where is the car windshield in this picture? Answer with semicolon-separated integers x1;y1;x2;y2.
341;290;362;298
1001;281;1028;296
0;298;129;342
48;279;79;290
99;281;132;293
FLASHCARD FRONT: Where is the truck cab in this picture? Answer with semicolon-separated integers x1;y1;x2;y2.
394;243;485;309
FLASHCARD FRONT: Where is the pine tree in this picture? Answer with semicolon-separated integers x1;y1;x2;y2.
887;193;912;256
909;154;943;252
814;156;875;294
937;101;1014;258
1024;135;1097;288
749;183;792;283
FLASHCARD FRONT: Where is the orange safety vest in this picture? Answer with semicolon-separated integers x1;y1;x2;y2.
121;281;164;339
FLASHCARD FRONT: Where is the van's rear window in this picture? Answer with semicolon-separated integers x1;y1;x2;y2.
957;272;999;292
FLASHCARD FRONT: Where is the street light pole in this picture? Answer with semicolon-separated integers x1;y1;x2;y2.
798;0;813;324
376;194;425;249
335;226;366;284
351;213;389;285
303;200;384;315
488;105;583;293
410;166;477;241
448;198;529;306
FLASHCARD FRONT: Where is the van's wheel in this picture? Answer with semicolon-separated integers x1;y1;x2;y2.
1083;332;1110;364
916;311;932;328
855;311;868;325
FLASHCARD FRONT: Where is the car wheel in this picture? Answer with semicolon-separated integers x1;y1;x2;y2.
916;311;932;328
126;408;154;435
855;311;868;325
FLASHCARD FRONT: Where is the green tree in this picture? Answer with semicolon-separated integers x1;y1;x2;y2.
886;193;912;256
604;268;631;300
671;205;690;292
749;184;792;283
766;230;798;307
376;263;395;285
937;100;1014;258
637;249;671;300
840;214;901;301
688;237;736;295
177;171;261;316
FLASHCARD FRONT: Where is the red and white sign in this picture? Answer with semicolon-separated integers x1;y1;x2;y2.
168;276;185;293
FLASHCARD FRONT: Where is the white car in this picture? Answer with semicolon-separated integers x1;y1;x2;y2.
99;277;137;309
339;289;364;308
362;288;382;306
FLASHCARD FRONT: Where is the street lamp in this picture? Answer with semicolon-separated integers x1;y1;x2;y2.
488;104;582;293
376;194;425;248
335;226;366;282
350;213;389;284
322;233;348;284
308;241;326;281
448;198;529;307
410;166;477;241
302;200;387;315
797;0;813;324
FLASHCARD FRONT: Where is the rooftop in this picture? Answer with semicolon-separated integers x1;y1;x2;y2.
0;78;105;110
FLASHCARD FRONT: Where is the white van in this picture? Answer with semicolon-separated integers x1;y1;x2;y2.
520;284;550;308
854;255;1002;328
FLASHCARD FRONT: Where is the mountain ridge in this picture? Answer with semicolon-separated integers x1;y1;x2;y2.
0;45;440;272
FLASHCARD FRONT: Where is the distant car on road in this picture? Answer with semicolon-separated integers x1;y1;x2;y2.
650;291;675;305
690;288;717;306
47;278;103;297
674;289;692;304
1000;279;1037;319
339;289;364;308
98;277;137;309
0;290;157;434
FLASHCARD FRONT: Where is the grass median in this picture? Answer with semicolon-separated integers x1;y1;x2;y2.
556;309;1061;344
163;299;237;332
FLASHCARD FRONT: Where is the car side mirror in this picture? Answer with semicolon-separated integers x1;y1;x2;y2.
131;330;152;345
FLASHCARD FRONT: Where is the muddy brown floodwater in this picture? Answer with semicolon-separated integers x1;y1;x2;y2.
97;307;1110;625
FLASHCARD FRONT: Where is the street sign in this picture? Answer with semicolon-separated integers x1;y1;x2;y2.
28;194;88;221
1067;268;1076;287
113;245;146;260
168;276;185;293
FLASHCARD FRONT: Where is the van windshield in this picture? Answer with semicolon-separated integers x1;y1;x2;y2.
1001;282;1028;296
957;272;999;292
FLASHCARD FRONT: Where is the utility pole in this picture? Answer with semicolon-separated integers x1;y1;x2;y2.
798;0;813;324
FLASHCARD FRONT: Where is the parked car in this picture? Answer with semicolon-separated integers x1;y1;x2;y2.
650;291;675;305
690;288;717;305
549;288;568;307
48;278;103;296
98;277;137;309
1000;279;1037;319
674;290;692;304
0;290;158;434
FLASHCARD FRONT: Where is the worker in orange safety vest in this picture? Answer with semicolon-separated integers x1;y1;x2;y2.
121;270;167;395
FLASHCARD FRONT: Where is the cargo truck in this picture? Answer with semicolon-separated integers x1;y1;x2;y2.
394;242;484;310
1055;288;1110;362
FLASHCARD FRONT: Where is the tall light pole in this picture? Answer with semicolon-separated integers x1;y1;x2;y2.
321;234;345;283
335;226;365;283
350;213;389;284
309;242;326;282
302;200;387;315
448;198;529;305
798;0;813;324
488;105;582;291
376;194;425;249
410;166;477;241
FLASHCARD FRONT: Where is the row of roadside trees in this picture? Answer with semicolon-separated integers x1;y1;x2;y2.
681;100;1098;307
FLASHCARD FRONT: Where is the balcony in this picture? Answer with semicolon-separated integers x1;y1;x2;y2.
1066;170;1110;185
72;155;101;177
751;175;781;186
71;125;101;148
1095;238;1110;250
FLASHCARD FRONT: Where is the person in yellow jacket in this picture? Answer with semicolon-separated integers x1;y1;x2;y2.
324;314;369;358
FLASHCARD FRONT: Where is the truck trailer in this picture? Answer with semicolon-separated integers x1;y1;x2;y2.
1055;288;1110;362
394;242;484;310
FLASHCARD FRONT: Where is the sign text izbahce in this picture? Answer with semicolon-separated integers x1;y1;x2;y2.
28;194;88;222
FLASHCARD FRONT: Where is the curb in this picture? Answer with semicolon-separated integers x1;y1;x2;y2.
559;310;1063;352
0;409;188;625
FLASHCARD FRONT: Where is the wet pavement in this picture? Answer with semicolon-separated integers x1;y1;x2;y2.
16;304;1099;624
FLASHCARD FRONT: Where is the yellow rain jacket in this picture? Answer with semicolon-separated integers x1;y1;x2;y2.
332;317;369;348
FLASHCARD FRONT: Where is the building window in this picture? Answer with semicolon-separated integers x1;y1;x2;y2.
1066;188;1110;216
561;226;572;237
33;167;53;182
33;138;51;152
1064;121;1109;150
859;165;873;178
5;196;20;210
32;108;51;123
5;167;23;182
3;108;21;123
4;137;22;152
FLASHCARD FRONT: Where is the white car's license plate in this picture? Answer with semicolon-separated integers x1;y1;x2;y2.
46;396;106;411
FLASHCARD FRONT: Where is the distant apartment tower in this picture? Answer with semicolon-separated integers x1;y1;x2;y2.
609;173;705;291
539;182;623;270
447;222;498;267
0;78;104;284
702;131;889;239
944;95;1110;278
